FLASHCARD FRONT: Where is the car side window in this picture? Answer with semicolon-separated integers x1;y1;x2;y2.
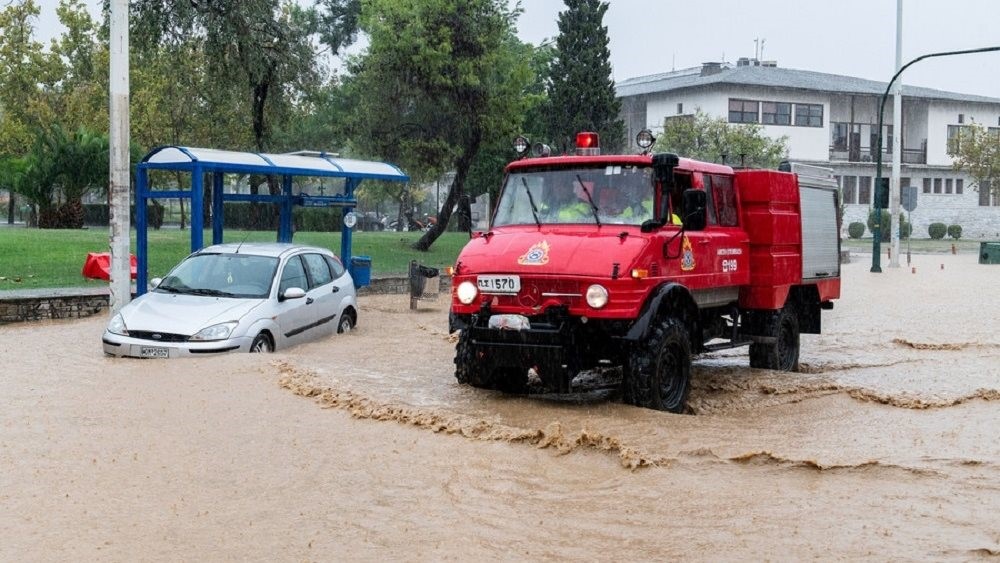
324;255;346;279
279;255;308;294
302;253;332;289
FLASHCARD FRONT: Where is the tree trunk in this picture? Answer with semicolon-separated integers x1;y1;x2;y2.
7;191;14;224
413;128;482;250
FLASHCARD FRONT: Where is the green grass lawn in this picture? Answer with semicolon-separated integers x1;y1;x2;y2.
0;227;469;290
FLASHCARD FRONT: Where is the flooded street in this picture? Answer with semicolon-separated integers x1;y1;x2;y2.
2;252;998;560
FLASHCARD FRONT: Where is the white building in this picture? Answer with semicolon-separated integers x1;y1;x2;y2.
617;59;1000;238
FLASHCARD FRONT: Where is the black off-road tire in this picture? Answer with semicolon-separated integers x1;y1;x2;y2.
250;332;274;353
454;330;527;393
624;317;691;413
749;307;800;371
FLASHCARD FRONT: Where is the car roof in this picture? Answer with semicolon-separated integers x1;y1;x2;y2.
196;242;334;259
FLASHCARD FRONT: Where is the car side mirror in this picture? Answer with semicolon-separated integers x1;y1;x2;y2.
280;287;306;301
682;189;708;231
149;277;162;289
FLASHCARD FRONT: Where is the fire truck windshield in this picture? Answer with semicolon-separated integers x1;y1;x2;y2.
493;165;655;227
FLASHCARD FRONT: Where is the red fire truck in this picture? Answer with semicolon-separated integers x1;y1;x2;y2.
448;131;841;412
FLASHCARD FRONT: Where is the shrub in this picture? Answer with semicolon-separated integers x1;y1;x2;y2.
928;222;947;239
847;222;866;239
947;224;962;239
866;209;911;242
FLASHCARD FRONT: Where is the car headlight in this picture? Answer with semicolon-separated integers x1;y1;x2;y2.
456;281;478;305
190;321;239;342
107;313;128;336
585;284;609;309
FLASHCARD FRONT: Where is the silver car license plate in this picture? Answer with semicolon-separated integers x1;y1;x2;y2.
139;346;169;358
477;275;520;294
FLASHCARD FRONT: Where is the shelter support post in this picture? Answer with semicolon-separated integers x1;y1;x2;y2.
136;169;149;293
212;172;224;245
191;165;204;252
279;175;294;242
341;178;358;262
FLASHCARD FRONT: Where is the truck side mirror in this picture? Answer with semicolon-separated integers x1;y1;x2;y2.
682;189;707;231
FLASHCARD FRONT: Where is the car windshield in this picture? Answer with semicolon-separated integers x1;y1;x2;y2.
492;165;655;227
156;253;279;299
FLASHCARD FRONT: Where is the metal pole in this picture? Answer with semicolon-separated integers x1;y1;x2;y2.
108;0;131;313
889;0;903;267
872;44;1000;273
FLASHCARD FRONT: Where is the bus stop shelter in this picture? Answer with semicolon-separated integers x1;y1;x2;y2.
135;146;409;294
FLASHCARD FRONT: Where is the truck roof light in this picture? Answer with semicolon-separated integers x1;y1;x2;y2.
575;132;600;156
531;142;551;157
636;129;655;150
513;135;530;156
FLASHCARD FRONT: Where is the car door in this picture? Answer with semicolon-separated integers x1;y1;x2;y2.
274;254;315;347
300;252;340;338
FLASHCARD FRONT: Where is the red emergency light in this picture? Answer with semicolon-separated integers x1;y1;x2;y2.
575;132;600;155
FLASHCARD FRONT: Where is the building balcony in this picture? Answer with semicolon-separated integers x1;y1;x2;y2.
829;144;926;165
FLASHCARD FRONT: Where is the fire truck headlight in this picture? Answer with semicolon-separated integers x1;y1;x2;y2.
585;284;609;309
457;281;478;305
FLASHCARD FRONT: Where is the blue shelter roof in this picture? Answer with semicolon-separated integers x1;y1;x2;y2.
140;146;409;182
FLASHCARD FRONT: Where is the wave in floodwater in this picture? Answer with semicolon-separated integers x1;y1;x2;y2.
274;359;994;474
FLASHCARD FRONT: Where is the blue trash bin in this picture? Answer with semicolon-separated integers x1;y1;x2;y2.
350;255;372;288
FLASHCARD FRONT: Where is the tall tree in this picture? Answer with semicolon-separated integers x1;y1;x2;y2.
349;0;529;249
130;0;352;154
654;110;789;169
545;0;624;151
948;123;1000;203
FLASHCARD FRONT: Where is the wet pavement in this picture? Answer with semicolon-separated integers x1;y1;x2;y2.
1;252;998;560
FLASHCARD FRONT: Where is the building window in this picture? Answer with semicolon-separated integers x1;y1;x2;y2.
831;122;848;150
945;178;953;194
947;124;972;154
761;102;791;125
958;114;965;124
980;180;995;206
956;178;963;194
922;178;932;194
934;178;942;194
842;176;857;204
858;176;872;205
901;177;910;188
729;99;759;124
794;103;823;127
677;102;683;115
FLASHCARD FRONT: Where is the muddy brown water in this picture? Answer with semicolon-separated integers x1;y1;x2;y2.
2;252;998;560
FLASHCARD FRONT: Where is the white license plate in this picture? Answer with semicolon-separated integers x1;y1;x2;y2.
477;275;521;294
139;346;169;358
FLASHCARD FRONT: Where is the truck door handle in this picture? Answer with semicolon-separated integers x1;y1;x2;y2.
698;240;709;244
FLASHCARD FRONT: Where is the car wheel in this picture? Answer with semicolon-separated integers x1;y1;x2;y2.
624;316;691;413
337;311;355;334
250;332;274;353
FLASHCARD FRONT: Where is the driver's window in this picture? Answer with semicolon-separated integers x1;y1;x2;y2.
279;256;308;294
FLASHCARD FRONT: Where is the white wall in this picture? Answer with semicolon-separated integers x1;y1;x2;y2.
926;101;1000;166
644;85;831;161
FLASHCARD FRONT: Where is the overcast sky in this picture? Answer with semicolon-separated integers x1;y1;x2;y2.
31;0;1000;98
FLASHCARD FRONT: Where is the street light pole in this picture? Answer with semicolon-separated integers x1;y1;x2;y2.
871;45;1000;273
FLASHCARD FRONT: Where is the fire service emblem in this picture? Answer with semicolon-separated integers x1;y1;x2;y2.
517;241;550;266
680;236;696;271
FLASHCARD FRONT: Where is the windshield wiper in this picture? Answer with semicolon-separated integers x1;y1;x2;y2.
575;174;601;226
520;177;542;228
188;288;236;298
157;285;185;294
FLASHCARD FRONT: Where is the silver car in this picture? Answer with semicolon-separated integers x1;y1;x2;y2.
103;243;357;358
